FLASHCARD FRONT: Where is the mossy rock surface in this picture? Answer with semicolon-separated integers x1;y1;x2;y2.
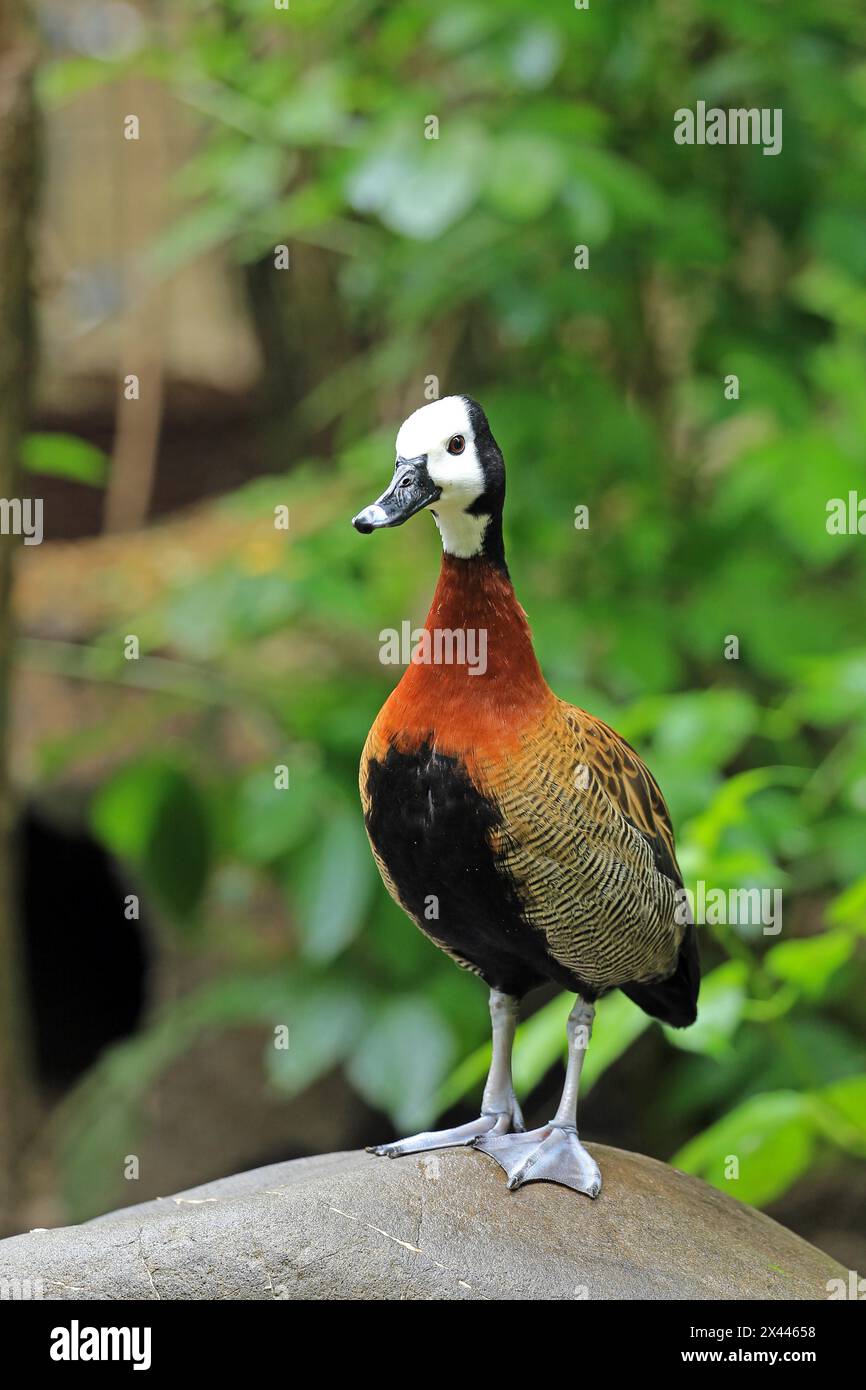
0;1145;845;1300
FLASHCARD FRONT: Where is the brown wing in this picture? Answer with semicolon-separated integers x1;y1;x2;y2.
558;701;699;1023
562;704;683;888
467;700;685;994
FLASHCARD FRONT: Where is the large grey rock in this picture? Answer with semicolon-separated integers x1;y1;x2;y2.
0;1145;844;1300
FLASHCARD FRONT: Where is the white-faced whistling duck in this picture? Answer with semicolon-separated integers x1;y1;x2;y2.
352;396;699;1197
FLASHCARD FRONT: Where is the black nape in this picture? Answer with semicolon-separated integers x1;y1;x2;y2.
466;501;508;572
461;396;508;572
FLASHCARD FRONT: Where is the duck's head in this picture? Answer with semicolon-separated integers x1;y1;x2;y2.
352;395;506;565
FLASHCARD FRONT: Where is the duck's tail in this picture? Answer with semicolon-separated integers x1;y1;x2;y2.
620;922;700;1028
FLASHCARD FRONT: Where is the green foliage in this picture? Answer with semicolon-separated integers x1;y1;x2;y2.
348;997;456;1132
91;761;212;925
673;1092;819;1207
35;0;866;1218
674;1074;866;1206
292;803;376;963
23;433;108;485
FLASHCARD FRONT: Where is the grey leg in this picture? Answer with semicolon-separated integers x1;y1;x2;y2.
474;997;602;1197
368;988;525;1158
551;999;594;1129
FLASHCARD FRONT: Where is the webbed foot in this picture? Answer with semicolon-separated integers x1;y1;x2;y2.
474;1121;602;1197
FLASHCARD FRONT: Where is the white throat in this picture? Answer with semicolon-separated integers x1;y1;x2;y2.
431;502;489;559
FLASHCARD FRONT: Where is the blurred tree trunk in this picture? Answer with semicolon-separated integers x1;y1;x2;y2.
244;241;352;468
103;17;168;534
0;0;39;1235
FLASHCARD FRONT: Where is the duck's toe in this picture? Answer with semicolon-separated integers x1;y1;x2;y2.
367;1108;519;1159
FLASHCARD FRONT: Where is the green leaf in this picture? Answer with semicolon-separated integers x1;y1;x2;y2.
765;931;853;1000
485;134;565;220
654;690;758;770
293;804;375;963
22;433;108;485
827;875;866;932
814;1076;866;1155
793;261;866;335
91;761;169;863
233;767;320;864
145;772;212;921
672;1092;816;1206
347;122;487;240
567;146;666;225
270;65;348;145
266;982;366;1097
507;25;563;89
91;760;212;923
348;997;455;1131
683;766;806;858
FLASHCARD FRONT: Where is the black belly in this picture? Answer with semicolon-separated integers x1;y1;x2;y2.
364;741;592;999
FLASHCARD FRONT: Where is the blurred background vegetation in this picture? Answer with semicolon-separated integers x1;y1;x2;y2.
0;0;864;1264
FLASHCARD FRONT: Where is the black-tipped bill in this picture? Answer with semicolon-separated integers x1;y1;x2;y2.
352;455;441;533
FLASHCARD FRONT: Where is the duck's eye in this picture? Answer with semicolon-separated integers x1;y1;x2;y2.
447;435;465;456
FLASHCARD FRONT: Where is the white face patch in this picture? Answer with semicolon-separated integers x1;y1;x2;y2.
395;396;487;558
